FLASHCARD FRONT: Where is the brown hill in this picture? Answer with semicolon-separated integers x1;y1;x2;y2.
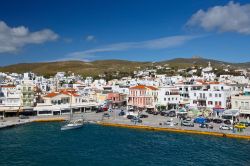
0;58;249;77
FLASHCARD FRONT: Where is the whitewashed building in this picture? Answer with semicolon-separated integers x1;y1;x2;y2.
157;86;180;109
231;88;250;118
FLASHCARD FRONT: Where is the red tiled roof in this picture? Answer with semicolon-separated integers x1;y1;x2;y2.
207;82;220;84
196;80;207;85
196;81;221;85
130;85;158;90
44;91;80;98
44;92;59;98
146;86;158;90
61;91;80;97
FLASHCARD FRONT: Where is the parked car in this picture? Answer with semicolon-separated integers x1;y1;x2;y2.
128;109;135;112
181;120;194;127
164;120;178;126
139;114;148;118
208;124;214;129
239;121;250;127
185;117;192;121
178;113;186;119
194;117;206;124
102;107;108;112
199;123;208;128
205;118;212;123
103;113;111;118
165;110;176;117
146;110;154;114
160;110;168;116
153;111;159;115
96;107;104;113
19;115;29;119
234;123;246;129
219;125;232;130
213;119;223;124
127;115;135;119
199;123;213;129
223;119;231;125
131;117;142;123
118;110;125;116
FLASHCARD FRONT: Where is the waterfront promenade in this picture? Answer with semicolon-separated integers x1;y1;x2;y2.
1;110;250;139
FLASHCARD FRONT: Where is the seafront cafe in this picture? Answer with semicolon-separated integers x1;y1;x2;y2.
0;106;20;117
221;109;239;120
213;106;225;118
34;103;98;116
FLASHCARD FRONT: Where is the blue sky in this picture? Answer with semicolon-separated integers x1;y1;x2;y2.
0;0;250;66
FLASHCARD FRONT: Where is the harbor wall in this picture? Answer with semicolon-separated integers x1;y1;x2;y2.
98;122;250;140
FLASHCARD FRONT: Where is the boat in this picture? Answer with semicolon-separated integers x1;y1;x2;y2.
61;95;84;131
61;119;84;131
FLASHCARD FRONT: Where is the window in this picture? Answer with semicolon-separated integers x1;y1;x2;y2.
245;102;249;109
215;94;218;97
208;101;213;105
219;94;221;97
219;101;222;106
209;93;212;97
194;93;196;97
235;101;238;107
164;98;166;101
241;102;244;107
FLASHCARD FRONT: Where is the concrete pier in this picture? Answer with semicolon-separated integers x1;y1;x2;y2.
1;110;250;140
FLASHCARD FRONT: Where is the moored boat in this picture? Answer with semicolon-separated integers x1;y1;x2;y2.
61;119;84;130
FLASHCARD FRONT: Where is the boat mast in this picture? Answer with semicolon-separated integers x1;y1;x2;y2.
70;93;72;121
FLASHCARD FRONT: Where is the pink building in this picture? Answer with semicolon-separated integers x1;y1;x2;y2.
128;85;158;111
107;92;127;107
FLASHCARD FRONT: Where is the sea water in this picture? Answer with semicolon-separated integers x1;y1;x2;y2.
0;123;249;166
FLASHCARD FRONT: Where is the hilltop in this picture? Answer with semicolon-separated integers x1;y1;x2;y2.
0;58;249;77
0;60;150;77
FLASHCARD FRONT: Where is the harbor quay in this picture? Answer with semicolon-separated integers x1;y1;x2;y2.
1;109;250;140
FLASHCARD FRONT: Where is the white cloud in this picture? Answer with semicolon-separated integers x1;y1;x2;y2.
0;20;59;53
85;35;96;41
68;35;199;59
187;1;250;34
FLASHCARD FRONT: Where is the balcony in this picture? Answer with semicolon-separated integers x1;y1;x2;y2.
196;96;207;100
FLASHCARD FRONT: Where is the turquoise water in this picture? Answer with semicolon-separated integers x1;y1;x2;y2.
0;123;249;166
